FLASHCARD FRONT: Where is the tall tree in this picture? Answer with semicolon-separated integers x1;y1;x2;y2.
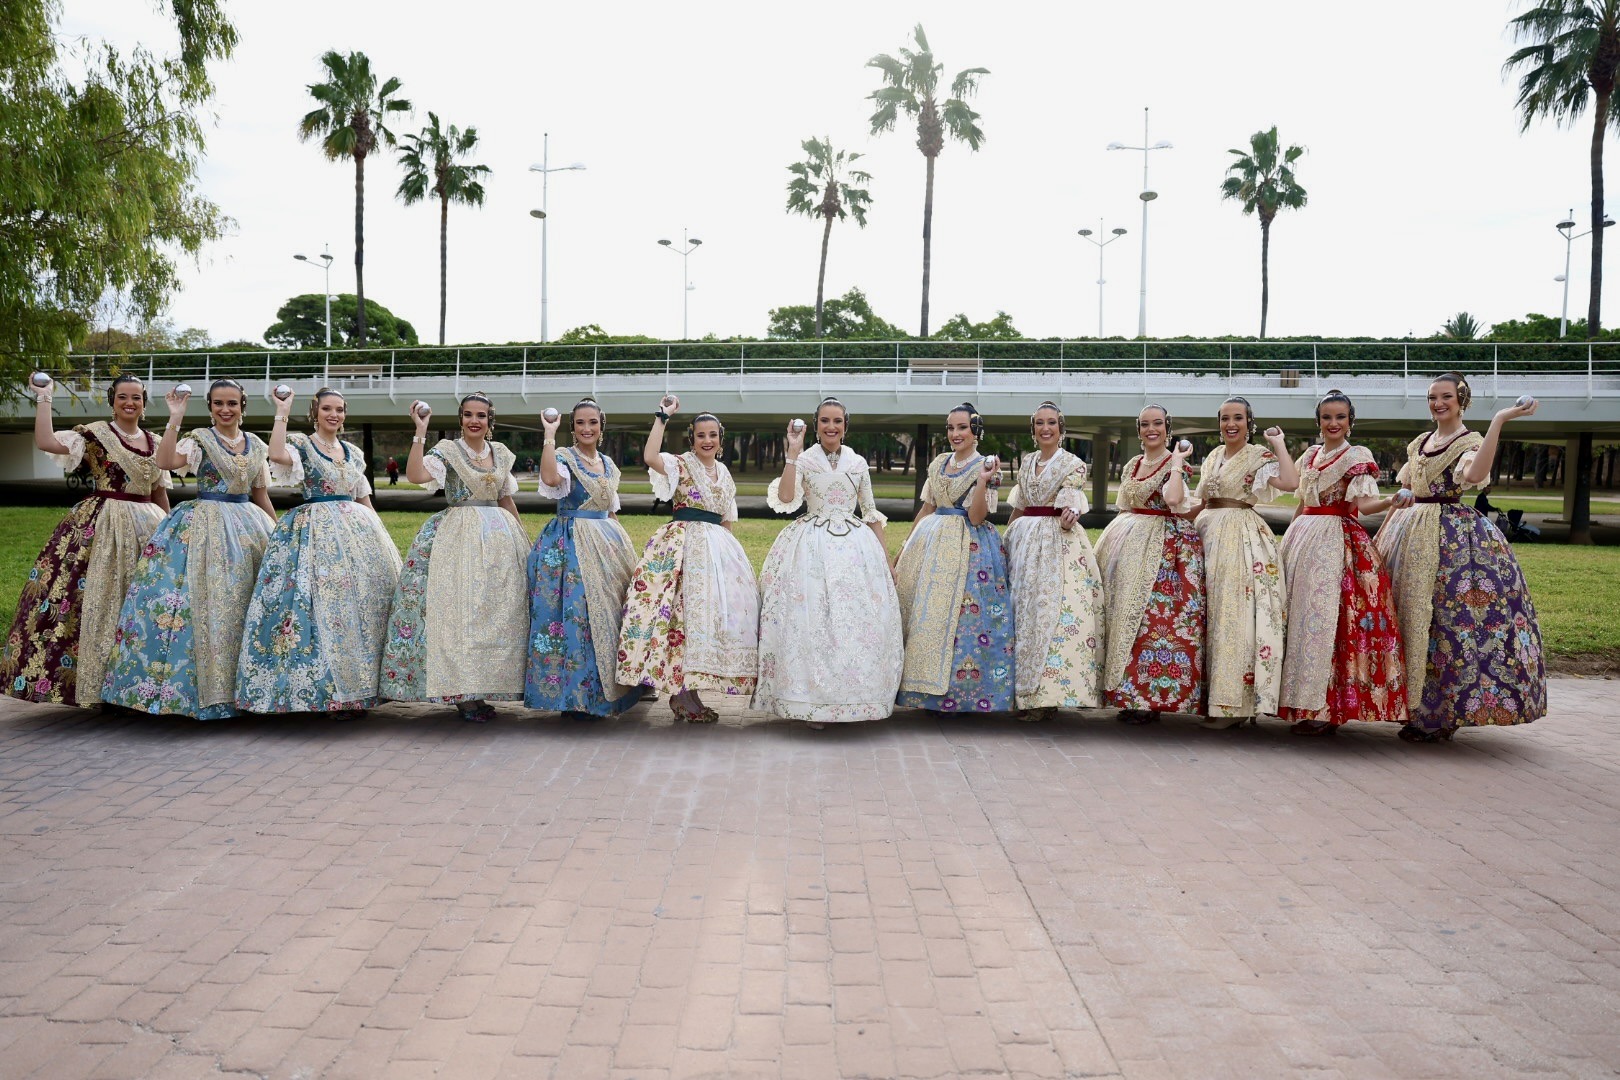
297;51;410;347
1;0;235;384
1441;312;1483;340
785;137;873;338
1219;126;1308;339
1505;1;1620;336
867;25;987;338
397;113;490;346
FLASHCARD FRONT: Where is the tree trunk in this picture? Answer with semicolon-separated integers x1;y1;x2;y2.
354;151;368;347
920;154;936;339
1259;216;1272;340
815;208;834;338
438;194;449;346
1590;86;1610;337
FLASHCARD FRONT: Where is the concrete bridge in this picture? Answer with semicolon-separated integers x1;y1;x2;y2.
5;339;1618;537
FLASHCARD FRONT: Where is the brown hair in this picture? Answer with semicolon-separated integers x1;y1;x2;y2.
948;401;984;438
1430;371;1472;413
1029;399;1065;436
1315;388;1356;431
104;373;148;409
306;387;345;427
1218;396;1257;441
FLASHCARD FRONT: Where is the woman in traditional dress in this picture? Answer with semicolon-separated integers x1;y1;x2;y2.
1001;400;1104;718
1188;397;1298;729
1276;390;1407;734
379;393;529;723
101;379;276;719
754;397;903;727
894;402;1015;714
616;396;759;722
1094;405;1204;722
1373;373;1545;743
2;375;170;707
525;398;642;720
235;388;401;716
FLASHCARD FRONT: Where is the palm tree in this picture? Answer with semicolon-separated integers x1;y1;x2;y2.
1505;1;1620;336
297;51;411;347
1219;126;1308;339
867;25;987;338
1442;312;1483;340
785;137;873;339
397;113;490;346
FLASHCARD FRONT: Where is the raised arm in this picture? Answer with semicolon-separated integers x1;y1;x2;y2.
967;455;997;527
404;403;434;484
31;382;70;455
644;394;678;475
1462;400;1537;487
1262;428;1301;493
154;388;192;472
539;410;564;489
267;390;295;466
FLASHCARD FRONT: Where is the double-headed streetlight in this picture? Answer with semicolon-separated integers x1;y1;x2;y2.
1556;208;1615;337
293;246;335;348
657;230;703;340
1077;221;1128;338
1107;107;1173;338
527;133;587;343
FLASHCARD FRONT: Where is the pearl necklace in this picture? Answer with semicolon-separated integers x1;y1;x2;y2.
311;431;344;459
458;437;492;464
211;426;245;451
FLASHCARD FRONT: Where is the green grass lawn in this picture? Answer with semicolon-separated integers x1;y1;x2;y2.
3;506;1614;671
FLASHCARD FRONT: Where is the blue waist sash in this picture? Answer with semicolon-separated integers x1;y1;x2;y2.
673;507;723;526
558;508;609;520
934;506;969;518
197;492;250;503
305;494;354;503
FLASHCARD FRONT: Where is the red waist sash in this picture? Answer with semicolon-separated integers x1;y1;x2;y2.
1020;506;1060;517
1130;508;1173;517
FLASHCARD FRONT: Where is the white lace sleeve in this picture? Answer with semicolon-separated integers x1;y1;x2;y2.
1456;451;1486;491
268;436;305;488
1345;473;1380;500
419;451;447;494
1251;459;1281;502
1395;459;1412;487
355;473;372;498
175;437;203;476
858;467;887;526
765;471;803;514
1166;463;1197;514
985;486;999;516
611;489;622;513
502;472;520;498
649;452;681;501
255;461;272;490
535;468;571;500
46;429;87;472
1007;484;1024;511
1055;471;1089;515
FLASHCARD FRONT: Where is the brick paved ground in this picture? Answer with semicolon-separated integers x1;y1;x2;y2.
0;682;1616;1079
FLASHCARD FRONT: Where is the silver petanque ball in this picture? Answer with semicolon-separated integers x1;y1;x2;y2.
174;383;193;397
789;418;805;433
1176;439;1193;454
29;371;51;389
660;394;677;409
411;399;431;419
273;383;293;401
1264;425;1283;438
1398;487;1414;502
1516;394;1536;409
542;407;560;424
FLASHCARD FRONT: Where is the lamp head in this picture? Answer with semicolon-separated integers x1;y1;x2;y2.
1605;218;1616;228
1111;227;1128;236
320;253;333;263
1557;219;1577;231
689;238;703;247
1077;228;1093;236
1140;191;1159;202
294;254;309;262
1105;141;1126;151
658;239;673;247
530;209;546;219
1152;140;1174;150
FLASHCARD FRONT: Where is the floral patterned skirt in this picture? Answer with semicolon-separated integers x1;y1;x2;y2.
896;521;1015;713
1278;517;1406;726
101;500;271;719
1;496;162;707
1103;521;1205;714
526;517;641;716
1003;516;1103;710
235;502;401;713
1196;508;1285;718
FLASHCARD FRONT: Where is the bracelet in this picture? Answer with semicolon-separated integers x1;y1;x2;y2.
166;422;182;431
411;436;425;444
272;416;288;425
785;456;799;464
543;440;556;447
654;410;670;422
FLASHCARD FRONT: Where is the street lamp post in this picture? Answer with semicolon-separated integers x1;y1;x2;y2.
293;246;335;349
657;230;704;340
527;134;587;343
1107;107;1173;337
1556;208;1615;337
1077;221;1128;338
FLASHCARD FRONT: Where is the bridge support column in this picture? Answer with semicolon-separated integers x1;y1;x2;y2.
1090;430;1113;514
913;424;929;509
1563;433;1594;545
362;424;376;492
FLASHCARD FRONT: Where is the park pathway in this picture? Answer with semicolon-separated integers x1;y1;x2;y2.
0;684;1616;1078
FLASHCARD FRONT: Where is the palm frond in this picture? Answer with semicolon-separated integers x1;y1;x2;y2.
950;66;990;99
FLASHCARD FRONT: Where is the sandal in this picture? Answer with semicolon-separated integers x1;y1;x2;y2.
1290;719;1336;736
1397;724;1455;744
687;706;719;724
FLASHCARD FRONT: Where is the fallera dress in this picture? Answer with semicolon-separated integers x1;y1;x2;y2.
1094;453;1205;714
235;434;401;713
525;447;641;717
101;428;273;719
616;452;760;699
1193;443;1286;719
1;422;169;706
753;444;903;723
894;452;1015;714
1276;444;1406;726
1002;449;1104;710
379;440;529;704
1373;430;1546;733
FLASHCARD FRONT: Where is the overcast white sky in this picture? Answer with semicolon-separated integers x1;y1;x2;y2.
63;0;1609;345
